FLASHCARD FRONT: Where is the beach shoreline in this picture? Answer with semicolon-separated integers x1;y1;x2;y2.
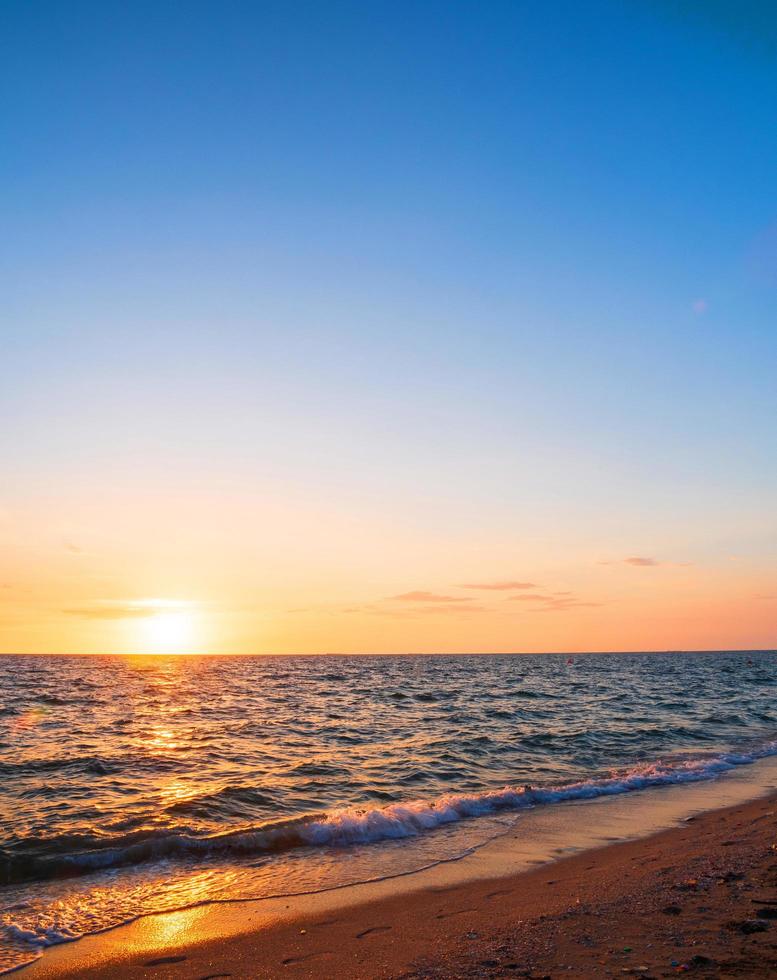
18;768;777;978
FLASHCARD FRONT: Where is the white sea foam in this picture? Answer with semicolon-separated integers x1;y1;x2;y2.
295;741;777;848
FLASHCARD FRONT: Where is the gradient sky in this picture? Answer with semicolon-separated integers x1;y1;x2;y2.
2;1;775;654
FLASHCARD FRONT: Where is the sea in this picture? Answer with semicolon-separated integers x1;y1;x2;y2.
2;650;777;972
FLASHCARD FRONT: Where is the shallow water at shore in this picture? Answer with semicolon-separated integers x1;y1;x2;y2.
2;650;776;971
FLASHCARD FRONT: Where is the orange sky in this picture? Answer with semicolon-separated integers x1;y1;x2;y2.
1;483;774;655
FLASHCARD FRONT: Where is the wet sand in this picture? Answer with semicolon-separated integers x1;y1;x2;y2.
21;784;777;979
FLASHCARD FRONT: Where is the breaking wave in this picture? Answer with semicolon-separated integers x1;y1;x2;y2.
5;739;777;887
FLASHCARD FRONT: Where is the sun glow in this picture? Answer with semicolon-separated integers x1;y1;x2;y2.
132;600;197;654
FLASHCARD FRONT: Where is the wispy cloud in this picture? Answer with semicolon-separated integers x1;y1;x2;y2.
599;556;658;567
358;584;601;617
508;591;603;613
65;605;159;620
531;597;603;613
64;598;192;620
354;601;487;618
414;604;487;615
458;581;539;590
388;591;474;603
600;556;692;568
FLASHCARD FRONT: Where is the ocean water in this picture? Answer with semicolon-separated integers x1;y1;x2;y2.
2;650;777;971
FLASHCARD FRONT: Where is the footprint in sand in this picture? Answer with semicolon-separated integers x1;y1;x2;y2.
435;908;478;919
144;955;188;966
485;888;513;900
199;974;232;979
356;926;392;938
282;951;332;965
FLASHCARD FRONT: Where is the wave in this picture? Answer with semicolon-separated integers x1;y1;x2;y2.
0;757;117;777
4;738;777;888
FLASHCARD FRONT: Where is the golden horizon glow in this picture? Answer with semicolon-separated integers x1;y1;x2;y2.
0;493;775;656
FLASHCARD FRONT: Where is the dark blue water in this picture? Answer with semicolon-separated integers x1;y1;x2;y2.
1;651;776;971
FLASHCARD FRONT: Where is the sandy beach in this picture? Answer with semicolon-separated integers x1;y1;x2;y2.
20;783;777;979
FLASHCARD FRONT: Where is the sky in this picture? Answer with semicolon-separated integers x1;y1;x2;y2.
1;0;775;655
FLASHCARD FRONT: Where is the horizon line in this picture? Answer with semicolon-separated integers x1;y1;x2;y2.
1;648;774;658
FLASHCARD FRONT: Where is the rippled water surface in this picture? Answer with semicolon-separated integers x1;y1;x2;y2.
2;651;776;970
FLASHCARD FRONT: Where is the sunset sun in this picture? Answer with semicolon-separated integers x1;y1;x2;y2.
140;612;193;654
132;601;197;654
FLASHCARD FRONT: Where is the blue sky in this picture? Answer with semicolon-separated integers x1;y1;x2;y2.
1;1;775;653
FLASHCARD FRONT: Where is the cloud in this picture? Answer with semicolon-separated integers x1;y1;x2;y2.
506;593;553;602
600;556;693;568
414;604;487;615
388;591;474;603
360;602;487;618
458;581;539;590
530;599;603;613
64;598;191;620
65;605;159;620
507;590;604;613
599;556;659;567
